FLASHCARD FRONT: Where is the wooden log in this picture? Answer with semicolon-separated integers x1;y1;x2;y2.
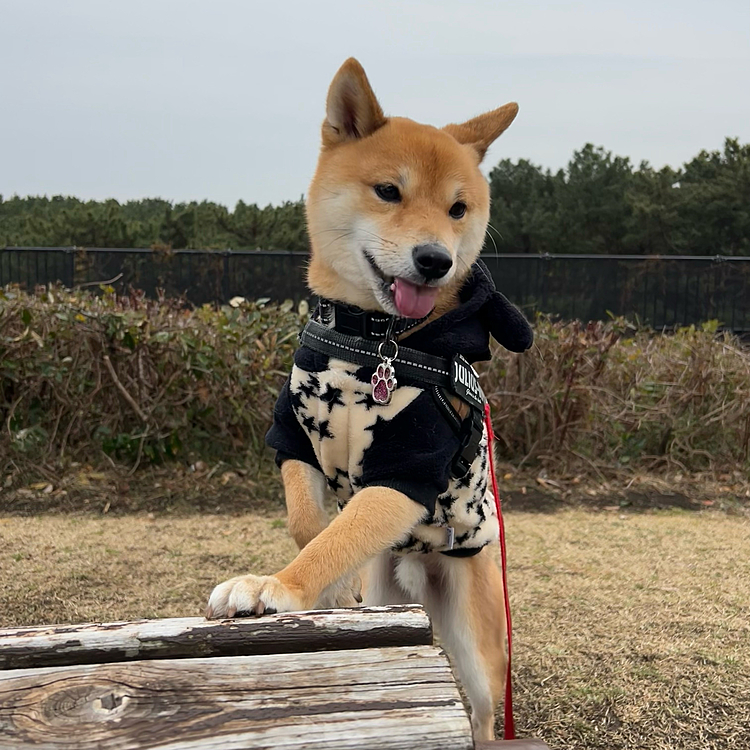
0;645;473;750
0;605;432;670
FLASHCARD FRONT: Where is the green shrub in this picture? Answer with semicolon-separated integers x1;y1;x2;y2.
2;285;749;478
0;285;300;472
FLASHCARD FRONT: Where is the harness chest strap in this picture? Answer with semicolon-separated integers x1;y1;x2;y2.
301;319;486;400
301;320;454;388
301;317;486;472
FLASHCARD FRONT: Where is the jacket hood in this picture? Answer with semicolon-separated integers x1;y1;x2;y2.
403;259;533;363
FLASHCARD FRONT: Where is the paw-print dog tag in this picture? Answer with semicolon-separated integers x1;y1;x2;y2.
371;360;397;405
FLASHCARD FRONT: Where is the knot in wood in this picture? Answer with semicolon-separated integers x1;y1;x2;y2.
99;692;123;711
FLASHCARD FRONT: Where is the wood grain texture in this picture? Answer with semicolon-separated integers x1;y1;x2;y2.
0;645;473;750
0;605;432;670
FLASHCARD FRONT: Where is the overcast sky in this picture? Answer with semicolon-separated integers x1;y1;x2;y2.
2;0;749;207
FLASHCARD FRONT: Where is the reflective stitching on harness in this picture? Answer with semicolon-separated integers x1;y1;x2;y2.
304;329;376;360
395;357;446;375
432;386;462;432
395;317;426;334
303;329;450;376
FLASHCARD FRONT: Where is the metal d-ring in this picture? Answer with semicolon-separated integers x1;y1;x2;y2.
377;339;399;362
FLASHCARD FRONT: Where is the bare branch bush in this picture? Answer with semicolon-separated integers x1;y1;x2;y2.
3;287;748;480
483;316;750;476
0;285;300;474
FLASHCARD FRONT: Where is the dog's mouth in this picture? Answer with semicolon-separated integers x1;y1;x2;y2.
363;252;439;319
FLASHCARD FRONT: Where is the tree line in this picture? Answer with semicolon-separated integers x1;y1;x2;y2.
1;138;747;255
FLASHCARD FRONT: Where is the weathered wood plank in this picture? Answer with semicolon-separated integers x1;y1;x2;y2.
0;645;473;750
0;605;432;670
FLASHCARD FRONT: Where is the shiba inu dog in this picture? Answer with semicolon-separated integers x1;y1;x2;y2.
207;58;532;741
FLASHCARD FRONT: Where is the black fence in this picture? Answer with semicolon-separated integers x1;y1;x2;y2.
2;246;750;333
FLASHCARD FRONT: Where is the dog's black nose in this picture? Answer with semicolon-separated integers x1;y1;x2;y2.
412;244;453;281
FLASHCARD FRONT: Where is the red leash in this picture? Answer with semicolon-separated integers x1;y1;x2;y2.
484;402;515;741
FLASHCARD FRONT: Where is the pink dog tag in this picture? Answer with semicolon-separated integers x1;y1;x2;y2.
371;359;397;404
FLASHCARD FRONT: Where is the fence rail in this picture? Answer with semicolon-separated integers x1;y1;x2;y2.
2;246;750;333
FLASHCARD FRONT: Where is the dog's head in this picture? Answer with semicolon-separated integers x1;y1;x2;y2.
306;58;518;319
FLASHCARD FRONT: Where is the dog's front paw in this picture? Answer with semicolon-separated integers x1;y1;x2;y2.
205;574;305;619
316;572;363;609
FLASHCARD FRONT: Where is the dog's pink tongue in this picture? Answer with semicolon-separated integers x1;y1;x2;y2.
392;278;439;319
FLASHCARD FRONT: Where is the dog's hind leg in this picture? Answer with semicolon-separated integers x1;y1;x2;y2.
361;552;411;606
428;549;507;742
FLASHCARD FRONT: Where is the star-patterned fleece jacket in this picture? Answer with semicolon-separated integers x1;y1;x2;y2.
266;260;533;555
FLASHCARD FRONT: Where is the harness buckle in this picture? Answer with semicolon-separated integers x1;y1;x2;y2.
451;408;484;479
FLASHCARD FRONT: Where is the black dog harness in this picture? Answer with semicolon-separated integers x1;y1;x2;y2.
301;312;487;487
266;260;533;557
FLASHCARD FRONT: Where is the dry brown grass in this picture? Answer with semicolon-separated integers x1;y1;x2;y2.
508;510;750;748
0;512;296;625
1;506;748;749
0;284;301;469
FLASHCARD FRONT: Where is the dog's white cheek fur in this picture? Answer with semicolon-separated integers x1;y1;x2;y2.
456;211;489;270
307;187;374;298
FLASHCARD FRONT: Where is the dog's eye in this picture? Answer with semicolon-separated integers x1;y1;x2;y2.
374;184;401;203
449;201;467;219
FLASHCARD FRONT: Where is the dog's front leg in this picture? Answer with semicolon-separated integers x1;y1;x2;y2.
206;486;425;618
280;460;360;608
282;460;330;551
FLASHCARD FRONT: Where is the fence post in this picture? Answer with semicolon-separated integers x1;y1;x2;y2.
222;250;231;304
713;254;725;328
540;253;550;313
66;247;75;288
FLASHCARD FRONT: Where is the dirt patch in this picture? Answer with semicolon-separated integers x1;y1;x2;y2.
3;463;748;517
0;462;286;516
495;463;750;516
504;487;703;513
1;509;748;750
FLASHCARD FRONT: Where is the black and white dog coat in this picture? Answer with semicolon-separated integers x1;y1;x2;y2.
267;260;533;556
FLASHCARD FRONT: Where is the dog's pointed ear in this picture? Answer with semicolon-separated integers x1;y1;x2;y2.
443;103;519;161
323;58;387;146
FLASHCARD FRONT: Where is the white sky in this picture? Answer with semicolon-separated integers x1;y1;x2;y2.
1;0;749;207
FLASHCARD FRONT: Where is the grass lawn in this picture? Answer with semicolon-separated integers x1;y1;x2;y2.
1;506;748;749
